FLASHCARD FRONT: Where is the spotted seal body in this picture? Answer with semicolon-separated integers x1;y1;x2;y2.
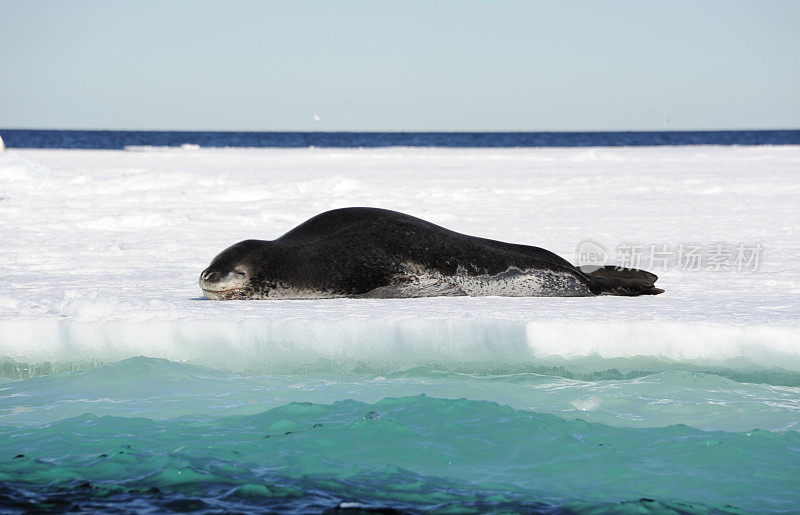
199;207;663;299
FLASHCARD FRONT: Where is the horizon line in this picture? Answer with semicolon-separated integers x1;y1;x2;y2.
2;127;799;134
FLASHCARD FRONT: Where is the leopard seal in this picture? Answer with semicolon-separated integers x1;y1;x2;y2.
199;207;663;300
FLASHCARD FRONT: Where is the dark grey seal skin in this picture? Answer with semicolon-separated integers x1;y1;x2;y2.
199;207;663;300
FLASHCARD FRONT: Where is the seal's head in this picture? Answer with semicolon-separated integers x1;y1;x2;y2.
199;240;261;300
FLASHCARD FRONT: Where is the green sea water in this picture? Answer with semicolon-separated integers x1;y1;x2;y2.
0;357;798;513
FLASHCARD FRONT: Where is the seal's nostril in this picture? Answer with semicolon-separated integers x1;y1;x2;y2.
201;269;219;282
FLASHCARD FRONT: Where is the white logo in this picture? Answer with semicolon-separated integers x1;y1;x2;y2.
575;240;608;271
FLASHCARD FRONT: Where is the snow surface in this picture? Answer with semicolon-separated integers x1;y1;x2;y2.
1;146;799;373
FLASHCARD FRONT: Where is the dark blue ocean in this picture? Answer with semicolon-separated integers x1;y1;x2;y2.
1;128;799;149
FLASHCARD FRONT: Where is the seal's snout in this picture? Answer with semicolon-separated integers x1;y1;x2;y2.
199;263;251;300
201;269;219;282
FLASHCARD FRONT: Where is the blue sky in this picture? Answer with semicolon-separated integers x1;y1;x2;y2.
1;1;798;131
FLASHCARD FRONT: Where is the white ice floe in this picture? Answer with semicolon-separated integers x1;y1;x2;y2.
0;146;798;373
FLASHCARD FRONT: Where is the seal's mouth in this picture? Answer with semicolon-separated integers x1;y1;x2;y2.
201;287;246;300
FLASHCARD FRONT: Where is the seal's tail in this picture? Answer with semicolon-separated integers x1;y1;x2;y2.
580;265;664;296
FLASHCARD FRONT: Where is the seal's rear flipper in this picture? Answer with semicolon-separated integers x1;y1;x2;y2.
579;265;664;296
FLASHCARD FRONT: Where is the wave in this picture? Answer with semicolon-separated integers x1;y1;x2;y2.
0;479;746;514
3;357;798;433
1;319;799;385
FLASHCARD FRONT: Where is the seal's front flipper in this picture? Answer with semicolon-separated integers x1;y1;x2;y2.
359;274;467;299
580;265;664;296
